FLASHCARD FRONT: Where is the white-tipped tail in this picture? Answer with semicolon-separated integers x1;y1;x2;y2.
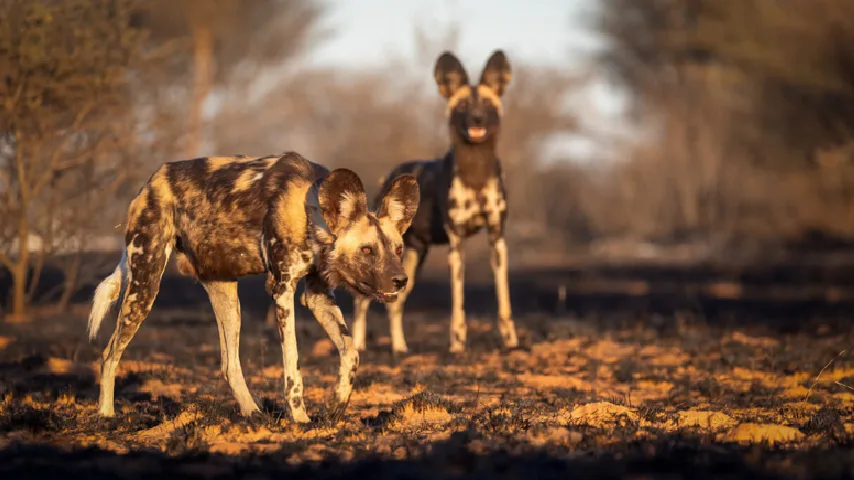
87;248;127;341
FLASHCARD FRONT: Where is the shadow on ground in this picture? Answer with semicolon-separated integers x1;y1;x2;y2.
2;429;853;480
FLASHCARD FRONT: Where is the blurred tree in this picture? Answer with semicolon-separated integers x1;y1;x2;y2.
598;0;854;163
133;0;328;157
592;0;854;244
0;0;170;320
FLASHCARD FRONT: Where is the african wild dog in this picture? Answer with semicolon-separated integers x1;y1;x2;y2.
352;50;518;354
86;152;419;422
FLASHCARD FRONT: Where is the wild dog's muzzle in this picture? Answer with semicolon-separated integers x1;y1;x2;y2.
372;273;407;303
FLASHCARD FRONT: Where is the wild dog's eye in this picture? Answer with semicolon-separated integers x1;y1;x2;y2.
361;246;373;255
395;246;403;256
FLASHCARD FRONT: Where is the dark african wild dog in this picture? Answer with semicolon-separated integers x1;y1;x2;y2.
86;152;419;422
352;50;518;354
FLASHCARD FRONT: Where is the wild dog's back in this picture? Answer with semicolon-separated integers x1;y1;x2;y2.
161;152;328;281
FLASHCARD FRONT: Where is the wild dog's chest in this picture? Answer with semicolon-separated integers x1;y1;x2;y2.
445;176;506;230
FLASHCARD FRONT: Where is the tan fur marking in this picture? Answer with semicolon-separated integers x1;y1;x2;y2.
335;216;376;254
446;85;473;116
206;155;262;172
175;255;198;278
477;85;503;116
275;179;311;239
232;169;262;193
338;192;361;222
149;169;175;204
445;85;503;117
378;217;403;246
124;189;150;232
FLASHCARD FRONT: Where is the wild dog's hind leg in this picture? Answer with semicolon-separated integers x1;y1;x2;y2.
98;233;172;417
303;273;359;417
447;231;467;353
385;246;426;354
203;280;259;416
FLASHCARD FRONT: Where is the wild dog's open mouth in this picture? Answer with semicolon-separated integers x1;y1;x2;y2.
467;127;487;140
356;282;400;303
379;292;399;303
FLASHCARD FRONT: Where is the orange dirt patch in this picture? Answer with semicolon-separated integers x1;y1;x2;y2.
720;423;805;445
351;383;407;408
517;374;589;390
524;427;584;447
562;402;638;426
585;339;636;363
42;357;94;376
137;410;202;441
388;403;454;431
729;331;780;349
637;345;690;367
312;338;336;357
670;411;737;431
137;379;187;401
705;281;742;299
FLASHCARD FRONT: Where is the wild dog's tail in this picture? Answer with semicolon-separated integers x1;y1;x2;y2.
87;247;128;341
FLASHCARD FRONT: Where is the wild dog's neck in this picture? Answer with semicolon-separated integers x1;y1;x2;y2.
450;130;499;191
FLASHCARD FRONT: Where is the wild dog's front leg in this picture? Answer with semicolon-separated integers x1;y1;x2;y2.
265;224;311;423
385;246;424;354
304;274;359;417
447;231;467;353
488;232;518;348
352;295;370;352
271;283;310;423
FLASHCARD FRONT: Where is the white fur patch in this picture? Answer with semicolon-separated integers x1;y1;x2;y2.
385;198;406;223
338;191;358;221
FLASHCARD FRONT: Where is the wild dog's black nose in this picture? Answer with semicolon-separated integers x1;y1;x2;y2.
392;274;408;291
471;114;485;126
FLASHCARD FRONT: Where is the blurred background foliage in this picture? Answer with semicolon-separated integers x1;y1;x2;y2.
2;0;854;317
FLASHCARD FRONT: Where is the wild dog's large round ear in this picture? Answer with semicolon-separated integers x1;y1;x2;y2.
378;174;420;235
479;50;512;97
434;51;470;99
318;169;368;235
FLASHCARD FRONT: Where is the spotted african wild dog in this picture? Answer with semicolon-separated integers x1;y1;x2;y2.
352;50;518;354
86;152;419;422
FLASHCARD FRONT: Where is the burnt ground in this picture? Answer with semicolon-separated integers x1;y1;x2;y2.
1;250;854;479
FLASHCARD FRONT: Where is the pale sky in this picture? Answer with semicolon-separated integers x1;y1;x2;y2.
307;0;601;70
297;0;629;161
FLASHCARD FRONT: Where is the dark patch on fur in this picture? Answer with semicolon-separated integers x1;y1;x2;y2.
164;158;208;193
454;330;465;347
338;322;350;338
